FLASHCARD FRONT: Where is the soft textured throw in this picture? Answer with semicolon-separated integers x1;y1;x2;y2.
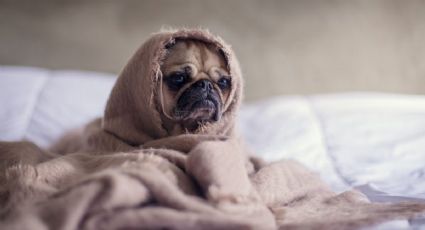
0;29;424;230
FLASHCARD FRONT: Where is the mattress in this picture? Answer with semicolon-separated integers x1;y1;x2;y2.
1;66;424;228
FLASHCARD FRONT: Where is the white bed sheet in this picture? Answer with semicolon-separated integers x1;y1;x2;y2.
1;66;425;228
239;94;425;198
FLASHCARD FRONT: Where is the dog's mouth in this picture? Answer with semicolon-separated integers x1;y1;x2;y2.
186;98;220;121
173;91;222;130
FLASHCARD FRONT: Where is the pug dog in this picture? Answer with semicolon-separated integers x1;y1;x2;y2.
160;40;232;132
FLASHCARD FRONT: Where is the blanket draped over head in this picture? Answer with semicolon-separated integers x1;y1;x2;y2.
1;29;424;230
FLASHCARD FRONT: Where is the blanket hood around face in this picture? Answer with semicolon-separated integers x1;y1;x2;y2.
102;29;243;146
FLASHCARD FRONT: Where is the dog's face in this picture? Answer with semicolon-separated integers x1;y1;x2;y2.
161;40;232;131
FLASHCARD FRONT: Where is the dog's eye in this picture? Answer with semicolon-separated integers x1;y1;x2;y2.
166;72;188;90
217;77;231;90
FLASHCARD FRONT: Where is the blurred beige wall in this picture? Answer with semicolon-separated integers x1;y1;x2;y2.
1;0;425;100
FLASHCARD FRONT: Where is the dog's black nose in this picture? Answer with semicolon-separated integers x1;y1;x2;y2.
194;79;213;91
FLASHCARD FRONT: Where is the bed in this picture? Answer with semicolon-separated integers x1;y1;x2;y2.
1;65;424;228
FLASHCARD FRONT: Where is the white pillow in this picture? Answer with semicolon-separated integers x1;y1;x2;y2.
0;66;115;147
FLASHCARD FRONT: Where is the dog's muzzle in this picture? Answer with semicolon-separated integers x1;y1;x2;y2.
174;79;222;124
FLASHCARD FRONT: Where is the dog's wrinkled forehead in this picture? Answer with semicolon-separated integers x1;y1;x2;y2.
161;40;229;80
